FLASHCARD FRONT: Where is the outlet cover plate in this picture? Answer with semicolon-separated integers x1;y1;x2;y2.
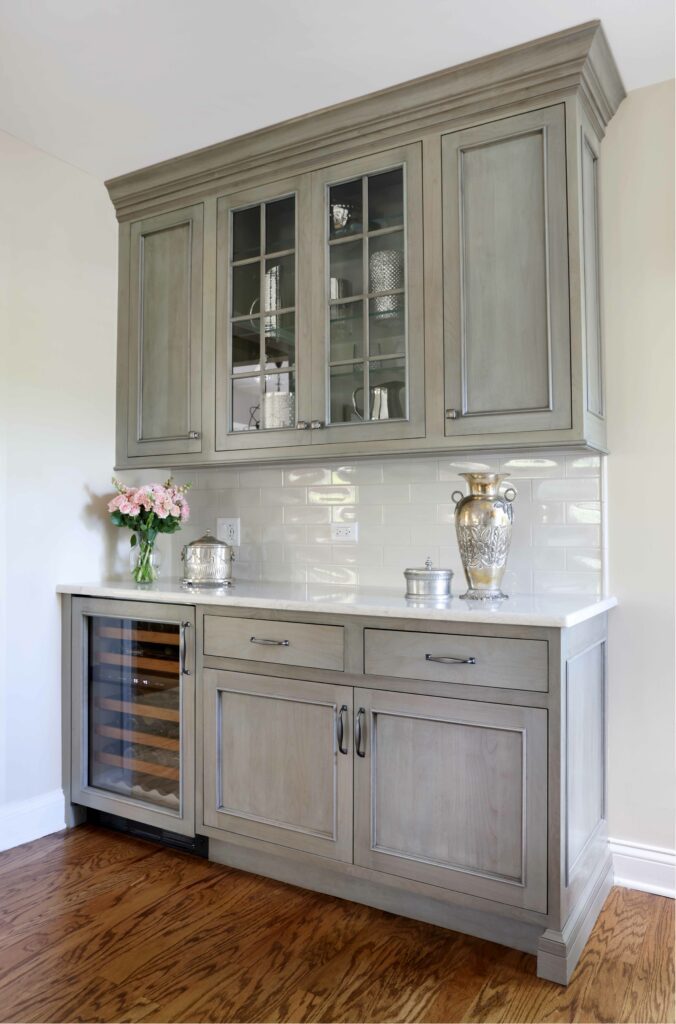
217;517;240;546
331;523;358;542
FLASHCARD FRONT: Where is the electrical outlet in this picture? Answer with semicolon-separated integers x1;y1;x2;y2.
217;517;240;546
331;523;358;542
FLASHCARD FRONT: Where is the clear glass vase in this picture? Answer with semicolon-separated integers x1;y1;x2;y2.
130;536;160;585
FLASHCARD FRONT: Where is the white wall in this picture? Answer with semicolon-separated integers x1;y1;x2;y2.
0;128;118;840
602;79;676;856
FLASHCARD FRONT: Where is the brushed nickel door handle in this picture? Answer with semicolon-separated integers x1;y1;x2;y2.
179;621;192;675
355;707;366;758
425;653;476;665
336;704;348;755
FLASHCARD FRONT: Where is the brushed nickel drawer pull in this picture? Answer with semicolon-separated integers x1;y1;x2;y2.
336;704;348;755
250;636;290;646
425;653;476;665
355;707;366;758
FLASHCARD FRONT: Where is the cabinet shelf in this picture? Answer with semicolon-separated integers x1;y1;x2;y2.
95;724;179;752
96;625;179;646
96;750;180;782
96;651;178;673
97;696;180;723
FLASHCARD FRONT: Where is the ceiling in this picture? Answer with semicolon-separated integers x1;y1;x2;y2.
0;0;673;181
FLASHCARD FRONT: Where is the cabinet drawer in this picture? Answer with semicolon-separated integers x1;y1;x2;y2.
204;615;344;672
364;628;547;692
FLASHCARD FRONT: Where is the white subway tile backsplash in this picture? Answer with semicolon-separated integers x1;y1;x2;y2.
566;501;601;524
383;459;437;482
259;486;307;506
177;450;603;594
532;502;565;525
283;466;332;486
565;548;603;572
283;505;331;525
533;525;601;547
331;504;382;524
358;484;410;505
533;478;600;501
565;454;601;477
438;457;499;480
331;464;383;485
500;455;561;478
308;485;357;505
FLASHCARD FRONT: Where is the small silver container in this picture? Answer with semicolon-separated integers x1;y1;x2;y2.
181;530;234;588
404;557;453;600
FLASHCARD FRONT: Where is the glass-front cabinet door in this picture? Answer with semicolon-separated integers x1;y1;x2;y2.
310;145;425;444
215;176;312;451
71;598;195;836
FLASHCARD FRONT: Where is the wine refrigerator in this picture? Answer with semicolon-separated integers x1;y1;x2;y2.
70;597;195;836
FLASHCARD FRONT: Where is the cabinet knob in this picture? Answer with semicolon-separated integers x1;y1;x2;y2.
296;420;310;430
188;430;201;439
445;409;459;420
310;420;325;430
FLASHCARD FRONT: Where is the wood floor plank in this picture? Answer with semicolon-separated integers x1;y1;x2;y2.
620;894;675;1024
0;826;671;1024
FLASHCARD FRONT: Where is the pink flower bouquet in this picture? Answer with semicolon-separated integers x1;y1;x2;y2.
108;477;191;584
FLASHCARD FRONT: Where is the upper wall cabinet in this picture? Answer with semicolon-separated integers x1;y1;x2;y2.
441;106;571;439
108;22;624;468
121;205;204;460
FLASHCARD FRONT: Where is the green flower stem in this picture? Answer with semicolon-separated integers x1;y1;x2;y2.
132;534;157;584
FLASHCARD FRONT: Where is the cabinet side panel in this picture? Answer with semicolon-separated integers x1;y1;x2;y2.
581;133;604;418
565;641;605;879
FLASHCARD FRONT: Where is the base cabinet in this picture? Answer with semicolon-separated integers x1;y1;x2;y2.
202;669;353;862
353;689;548;912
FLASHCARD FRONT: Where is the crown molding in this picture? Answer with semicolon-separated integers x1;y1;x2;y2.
106;20;625;221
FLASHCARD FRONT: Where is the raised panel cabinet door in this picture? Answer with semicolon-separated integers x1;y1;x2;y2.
442;106;571;437
354;689;548;911
215;176;314;452
309;144;425;445
203;669;353;861
127;205;204;458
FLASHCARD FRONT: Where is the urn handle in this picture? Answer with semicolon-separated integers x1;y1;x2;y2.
451;490;465;506
503;486;517;502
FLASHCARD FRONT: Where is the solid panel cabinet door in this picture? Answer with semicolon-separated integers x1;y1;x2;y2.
126;205;204;458
203;670;353;861
215;176;313;451
354;689;548;911
309;144;425;444
442;106;571;437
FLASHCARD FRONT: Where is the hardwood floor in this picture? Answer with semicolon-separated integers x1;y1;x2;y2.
0;826;672;1024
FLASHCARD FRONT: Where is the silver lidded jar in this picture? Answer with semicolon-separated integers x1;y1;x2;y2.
181;530;234;588
404;557;453;602
452;473;517;600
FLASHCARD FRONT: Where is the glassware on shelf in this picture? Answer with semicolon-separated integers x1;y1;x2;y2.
326;166;408;425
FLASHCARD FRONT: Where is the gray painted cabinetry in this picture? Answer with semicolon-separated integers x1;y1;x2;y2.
63;594;611;985
109;22;624;468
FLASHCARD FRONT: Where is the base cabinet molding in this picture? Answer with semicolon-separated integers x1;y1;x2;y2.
62;593;612;985
109;22;624;468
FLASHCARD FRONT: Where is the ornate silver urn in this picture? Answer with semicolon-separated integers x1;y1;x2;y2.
452;473;517;600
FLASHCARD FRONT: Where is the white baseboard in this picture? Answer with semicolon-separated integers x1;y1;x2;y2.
610;838;676;898
0;789;66;852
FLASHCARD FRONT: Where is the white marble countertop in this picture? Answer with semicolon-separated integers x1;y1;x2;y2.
57;579;617;628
